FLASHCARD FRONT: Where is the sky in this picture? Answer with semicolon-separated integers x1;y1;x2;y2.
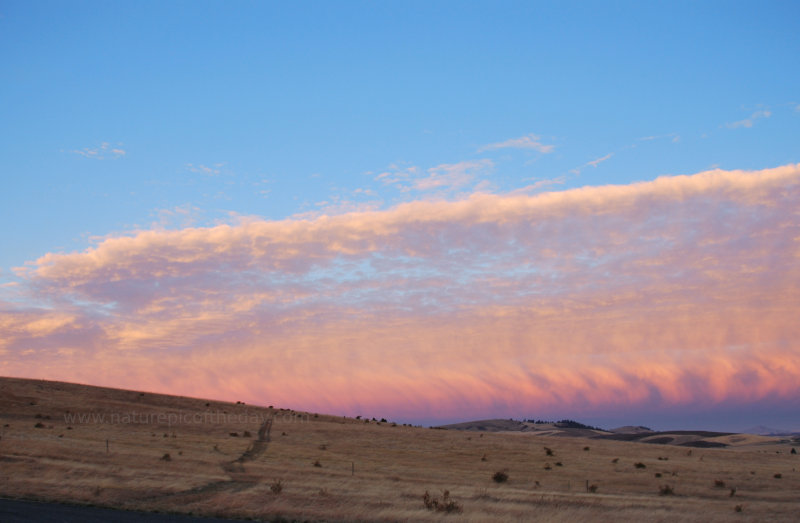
1;1;799;432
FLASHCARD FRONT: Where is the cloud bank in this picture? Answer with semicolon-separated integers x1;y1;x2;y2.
3;164;799;425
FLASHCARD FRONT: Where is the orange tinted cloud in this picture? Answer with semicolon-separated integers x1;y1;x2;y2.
3;164;800;424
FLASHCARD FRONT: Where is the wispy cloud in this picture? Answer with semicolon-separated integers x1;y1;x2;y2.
479;134;554;153
726;110;772;129
412;159;493;191
587;153;613;168
570;152;613;175
638;133;680;143
374;160;493;194
186;163;224;175
4;164;800;421
71;142;126;159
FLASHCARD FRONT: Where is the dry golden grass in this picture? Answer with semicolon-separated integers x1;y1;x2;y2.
1;376;798;521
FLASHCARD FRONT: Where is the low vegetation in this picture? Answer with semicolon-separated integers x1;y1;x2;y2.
422;490;462;513
492;470;509;483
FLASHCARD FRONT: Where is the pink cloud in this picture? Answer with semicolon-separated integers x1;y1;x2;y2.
3;163;800;423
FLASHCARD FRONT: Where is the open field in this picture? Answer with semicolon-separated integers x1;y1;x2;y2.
1;376;798;521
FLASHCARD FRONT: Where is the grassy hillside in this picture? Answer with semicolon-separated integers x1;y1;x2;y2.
1;376;798;521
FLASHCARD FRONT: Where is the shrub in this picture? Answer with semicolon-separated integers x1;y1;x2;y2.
270;480;283;494
422;490;462;513
714;479;726;488
634;462;646;469
588;484;598;493
313;460;322;467
544;447;554;456
730;487;737;497
480;454;487;462
242;431;252;438
774;473;782;479
654;473;662;478
160;453;171;461
492;470;509;483
659;485;675;496
611;458;619;463
734;504;743;512
583;446;590;451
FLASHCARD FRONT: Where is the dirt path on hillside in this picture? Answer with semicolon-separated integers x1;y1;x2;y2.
136;415;274;505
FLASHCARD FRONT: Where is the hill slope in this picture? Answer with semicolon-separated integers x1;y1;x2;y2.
2;376;799;522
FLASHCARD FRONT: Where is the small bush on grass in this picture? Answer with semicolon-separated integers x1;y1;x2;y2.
659;485;675;496
492;470;509;483
270;480;283;494
423;490;462;513
634;462;646;469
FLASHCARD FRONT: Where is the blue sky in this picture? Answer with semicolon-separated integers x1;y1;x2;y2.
2;1;798;277
1;2;799;430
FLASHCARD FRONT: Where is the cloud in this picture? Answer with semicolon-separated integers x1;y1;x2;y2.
479;134;554;153
587;153;613;168
374;160;492;194
3;163;800;424
71;142;126;159
570;153;613;175
726;110;772;129
186;163;223;175
638;133;680;143
412;159;493;191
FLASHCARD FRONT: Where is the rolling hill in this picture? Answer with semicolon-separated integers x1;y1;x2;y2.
2;376;799;522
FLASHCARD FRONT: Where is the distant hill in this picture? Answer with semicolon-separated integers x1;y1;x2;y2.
609;425;653;434
742;425;800;437
436;418;795;448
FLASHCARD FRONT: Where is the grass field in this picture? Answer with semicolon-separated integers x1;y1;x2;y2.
1;376;798;521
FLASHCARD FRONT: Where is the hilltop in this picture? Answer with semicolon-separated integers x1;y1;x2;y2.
1;376;799;522
435;418;792;449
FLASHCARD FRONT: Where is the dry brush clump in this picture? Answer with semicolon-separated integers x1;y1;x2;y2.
492;470;509;483
422;490;462;513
